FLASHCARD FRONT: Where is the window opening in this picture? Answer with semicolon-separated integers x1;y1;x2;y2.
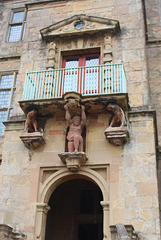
74;21;85;30
62;53;100;95
0;72;17;135
8;9;27;42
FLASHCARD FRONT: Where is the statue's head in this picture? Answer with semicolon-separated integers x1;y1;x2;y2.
72;115;81;126
107;103;116;112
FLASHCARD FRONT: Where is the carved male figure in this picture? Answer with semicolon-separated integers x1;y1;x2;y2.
24;110;38;133
106;103;126;127
64;104;86;152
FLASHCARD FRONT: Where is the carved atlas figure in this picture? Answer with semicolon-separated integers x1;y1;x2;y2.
24;110;39;133
106;103;126;127
64;104;86;152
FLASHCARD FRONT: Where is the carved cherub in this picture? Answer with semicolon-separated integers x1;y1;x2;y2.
24;110;38;133
64;104;86;152
106;103;126;127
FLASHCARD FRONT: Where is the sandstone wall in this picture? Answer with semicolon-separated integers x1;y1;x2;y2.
0;112;160;239
0;0;160;240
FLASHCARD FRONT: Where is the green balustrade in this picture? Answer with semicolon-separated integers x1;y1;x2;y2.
23;63;127;101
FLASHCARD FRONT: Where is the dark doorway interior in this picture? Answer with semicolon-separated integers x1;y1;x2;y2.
45;179;103;240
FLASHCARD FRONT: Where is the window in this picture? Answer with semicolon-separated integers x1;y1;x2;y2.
0;72;17;135
62;53;100;94
8;9;27;42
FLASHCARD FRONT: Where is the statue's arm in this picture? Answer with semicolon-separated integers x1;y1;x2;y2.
81;105;86;127
64;104;71;125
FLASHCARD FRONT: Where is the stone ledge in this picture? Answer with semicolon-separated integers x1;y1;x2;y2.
0;224;25;240
104;126;129;146
20;132;45;149
3;119;25;131
58;152;88;172
110;224;138;240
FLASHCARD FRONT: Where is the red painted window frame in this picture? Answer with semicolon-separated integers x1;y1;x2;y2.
61;53;100;95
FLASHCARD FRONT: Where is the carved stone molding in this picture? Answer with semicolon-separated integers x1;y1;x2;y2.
58;152;88;172
104;126;128;146
0;224;25;240
46;42;56;69
20;132;45;149
40;14;120;40
110;224;138;240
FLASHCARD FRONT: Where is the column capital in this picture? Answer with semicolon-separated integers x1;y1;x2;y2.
100;201;110;211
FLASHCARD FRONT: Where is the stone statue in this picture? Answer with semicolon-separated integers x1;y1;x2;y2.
106;103;126;127
64;104;86;152
24;110;39;133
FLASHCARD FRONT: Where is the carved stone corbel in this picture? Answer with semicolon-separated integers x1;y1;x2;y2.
20;131;45;149
104;103;129;146
104;126;128;146
20;110;45;149
58;152;88;172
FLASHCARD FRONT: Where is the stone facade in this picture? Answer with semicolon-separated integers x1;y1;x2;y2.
0;0;160;240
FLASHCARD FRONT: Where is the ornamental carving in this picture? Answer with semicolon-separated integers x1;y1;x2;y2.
104;103;128;146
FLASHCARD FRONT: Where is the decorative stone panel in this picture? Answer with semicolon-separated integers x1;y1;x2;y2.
46;42;56;70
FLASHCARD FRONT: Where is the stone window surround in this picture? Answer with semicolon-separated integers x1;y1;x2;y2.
41;14;120;70
7;8;27;42
0;71;18;135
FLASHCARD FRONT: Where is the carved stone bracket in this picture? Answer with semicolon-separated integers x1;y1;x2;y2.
110;224;138;240
63;92;82;115
104;126;129;146
58;152;88;172
0;224;25;240
20;132;45;149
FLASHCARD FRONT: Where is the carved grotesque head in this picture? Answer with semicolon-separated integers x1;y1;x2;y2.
72;115;81;126
106;103;117;112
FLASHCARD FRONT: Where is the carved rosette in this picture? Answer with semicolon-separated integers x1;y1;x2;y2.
20;132;45;149
104;126;129;146
58;152;88;172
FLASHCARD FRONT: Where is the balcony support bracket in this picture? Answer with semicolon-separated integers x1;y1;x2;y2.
104;126;129;146
20;132;45;149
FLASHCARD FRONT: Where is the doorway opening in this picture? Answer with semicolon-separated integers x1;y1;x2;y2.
45;179;103;240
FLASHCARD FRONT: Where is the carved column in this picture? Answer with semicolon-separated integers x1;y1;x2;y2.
103;36;112;64
34;203;50;240
46;42;56;70
101;201;110;240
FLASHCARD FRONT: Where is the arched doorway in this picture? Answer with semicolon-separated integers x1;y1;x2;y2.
45;179;103;240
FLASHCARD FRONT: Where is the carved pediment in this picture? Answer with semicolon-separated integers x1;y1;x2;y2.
40;14;120;40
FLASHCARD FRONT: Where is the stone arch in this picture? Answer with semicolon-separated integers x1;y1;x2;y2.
39;167;109;203
35;168;110;240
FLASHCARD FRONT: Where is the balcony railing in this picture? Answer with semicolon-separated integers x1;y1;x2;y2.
23;63;127;101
